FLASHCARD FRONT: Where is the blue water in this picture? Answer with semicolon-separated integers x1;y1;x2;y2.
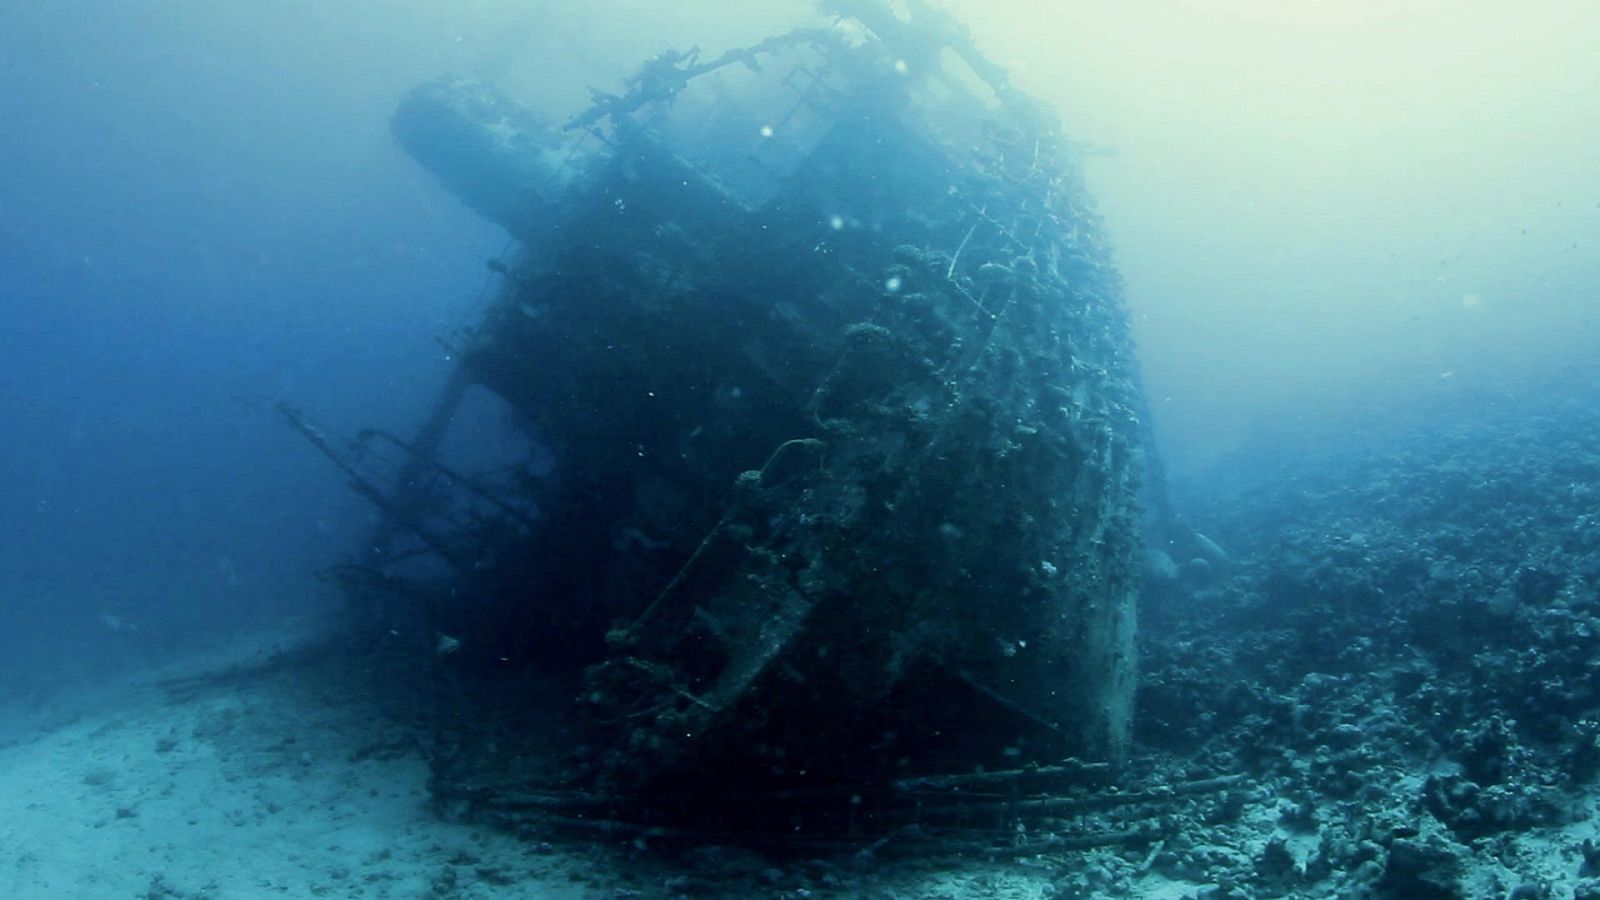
0;4;502;691
3;9;1600;898
5;2;1597;699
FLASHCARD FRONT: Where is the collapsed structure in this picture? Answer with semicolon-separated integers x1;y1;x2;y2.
293;0;1150;843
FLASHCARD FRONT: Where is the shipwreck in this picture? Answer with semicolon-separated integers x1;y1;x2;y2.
287;0;1160;847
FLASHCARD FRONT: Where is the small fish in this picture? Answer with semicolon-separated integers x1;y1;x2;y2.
98;612;136;633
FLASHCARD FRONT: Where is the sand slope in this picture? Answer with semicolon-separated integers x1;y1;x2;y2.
0;624;605;900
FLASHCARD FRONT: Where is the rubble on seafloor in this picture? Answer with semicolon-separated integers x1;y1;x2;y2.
1125;382;1600;899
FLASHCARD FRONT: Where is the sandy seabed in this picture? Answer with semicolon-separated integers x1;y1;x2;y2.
0;619;1090;900
0;618;609;900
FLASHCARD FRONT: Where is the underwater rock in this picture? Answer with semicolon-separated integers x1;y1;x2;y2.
1377;834;1467;899
1253;835;1301;888
1514;564;1563;606
1423;774;1571;840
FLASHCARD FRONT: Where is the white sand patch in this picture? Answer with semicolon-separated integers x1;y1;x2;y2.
0;620;605;899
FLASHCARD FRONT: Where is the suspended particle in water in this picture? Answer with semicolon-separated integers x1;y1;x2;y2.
885;275;903;293
894;59;909;75
759;124;775;138
829;214;845;231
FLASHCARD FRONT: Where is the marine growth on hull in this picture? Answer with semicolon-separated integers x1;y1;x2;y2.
290;0;1167;847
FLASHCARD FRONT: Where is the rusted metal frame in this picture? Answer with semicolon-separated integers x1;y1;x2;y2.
563;28;842;133
353;429;540;533
277;402;470;570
